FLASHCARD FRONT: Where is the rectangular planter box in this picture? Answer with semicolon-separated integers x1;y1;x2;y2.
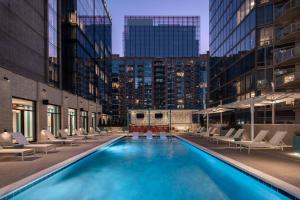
293;135;300;153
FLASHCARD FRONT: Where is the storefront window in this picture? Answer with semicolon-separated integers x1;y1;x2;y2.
68;109;77;135
12;98;36;141
47;105;61;137
81;111;88;131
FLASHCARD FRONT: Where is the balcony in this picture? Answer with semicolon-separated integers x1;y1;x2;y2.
274;47;300;66
275;20;300;45
275;71;300;88
275;0;300;24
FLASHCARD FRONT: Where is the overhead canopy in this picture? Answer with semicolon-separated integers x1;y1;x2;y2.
194;92;300;140
223;92;300;109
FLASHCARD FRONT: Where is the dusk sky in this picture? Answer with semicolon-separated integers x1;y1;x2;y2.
108;0;209;56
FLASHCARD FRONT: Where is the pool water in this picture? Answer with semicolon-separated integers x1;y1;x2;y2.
5;138;290;200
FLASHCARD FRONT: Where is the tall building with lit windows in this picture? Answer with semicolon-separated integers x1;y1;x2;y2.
209;0;300;124
111;55;208;125
124;16;200;57
0;0;111;141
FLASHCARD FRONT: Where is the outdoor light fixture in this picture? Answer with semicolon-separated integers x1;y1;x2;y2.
42;99;49;105
1;129;10;141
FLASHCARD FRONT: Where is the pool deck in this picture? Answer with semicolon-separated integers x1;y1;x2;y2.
0;135;122;191
181;135;300;188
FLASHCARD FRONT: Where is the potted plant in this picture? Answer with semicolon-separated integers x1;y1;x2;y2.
293;132;300;153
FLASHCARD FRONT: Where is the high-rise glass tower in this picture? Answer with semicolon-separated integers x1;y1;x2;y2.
124;16;200;57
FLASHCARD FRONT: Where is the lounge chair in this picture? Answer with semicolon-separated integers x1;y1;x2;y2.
218;129;244;146
202;127;217;138
96;127;108;135
196;127;205;134
89;127;101;135
40;130;75;145
239;131;289;154
76;128;97;139
0;145;34;161
160;132;168;140
59;129;83;141
132;132;139;140
12;132;56;154
212;128;235;144
146;131;153;140
199;127;212;137
234;130;269;148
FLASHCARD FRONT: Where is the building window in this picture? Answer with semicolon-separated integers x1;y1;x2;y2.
48;0;59;87
12;98;36;141
68;109;77;136
47;105;61;137
259;27;273;46
81;111;88;131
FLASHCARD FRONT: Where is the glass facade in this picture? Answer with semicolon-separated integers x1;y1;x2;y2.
47;105;61;137
124;16;200;57
61;0;112;115
48;0;60;87
12;98;36;141
209;0;299;124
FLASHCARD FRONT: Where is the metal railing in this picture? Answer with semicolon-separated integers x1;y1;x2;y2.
274;46;300;64
275;0;300;19
275;20;300;41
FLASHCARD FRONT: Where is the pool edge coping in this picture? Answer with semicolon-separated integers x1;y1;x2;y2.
176;135;300;199
0;136;125;198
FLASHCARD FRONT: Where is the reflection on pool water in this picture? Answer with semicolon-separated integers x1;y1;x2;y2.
4;138;291;200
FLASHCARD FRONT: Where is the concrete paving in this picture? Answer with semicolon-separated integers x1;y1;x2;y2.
181;135;300;188
0;135;120;189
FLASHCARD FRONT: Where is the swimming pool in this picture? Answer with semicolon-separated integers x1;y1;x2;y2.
1;137;292;200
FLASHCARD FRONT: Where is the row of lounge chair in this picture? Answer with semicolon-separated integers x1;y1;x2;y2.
0;127;109;161
132;131;168;140
196;127;290;154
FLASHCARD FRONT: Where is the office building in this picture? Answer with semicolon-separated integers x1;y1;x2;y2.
124;16;200;57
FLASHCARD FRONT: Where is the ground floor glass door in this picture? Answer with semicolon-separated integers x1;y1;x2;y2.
47;105;61;137
12;98;36;141
81;111;88;132
68;109;77;135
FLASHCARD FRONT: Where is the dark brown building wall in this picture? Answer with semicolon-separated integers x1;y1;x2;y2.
0;0;46;82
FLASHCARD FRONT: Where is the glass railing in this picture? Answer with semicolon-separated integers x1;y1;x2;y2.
274;47;300;64
275;0;300;19
275;20;300;41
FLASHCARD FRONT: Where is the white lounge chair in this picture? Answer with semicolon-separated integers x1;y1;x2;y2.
202;127;217;138
218;129;244;146
96;127;108;135
40;130;75;145
239;131;289;154
0;145;34;161
132;132;139;140
12;132;56;154
234;130;269;149
146;131;153;140
196;127;205;134
199;127;213;137
212;128;235;144
160;132;168;140
77;128;97;139
58;129;83;141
